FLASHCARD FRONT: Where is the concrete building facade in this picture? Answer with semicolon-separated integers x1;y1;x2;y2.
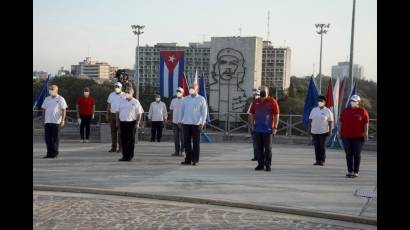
262;41;291;91
331;61;364;80
71;57;116;80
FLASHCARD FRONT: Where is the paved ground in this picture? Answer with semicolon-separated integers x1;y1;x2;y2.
34;191;375;230
33;141;376;226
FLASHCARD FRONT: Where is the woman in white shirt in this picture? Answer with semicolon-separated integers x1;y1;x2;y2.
308;95;334;166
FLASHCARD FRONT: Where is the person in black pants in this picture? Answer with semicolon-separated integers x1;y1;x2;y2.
308;95;334;166
116;87;144;161
148;95;168;142
178;83;208;166
76;87;96;143
41;85;68;158
248;86;280;172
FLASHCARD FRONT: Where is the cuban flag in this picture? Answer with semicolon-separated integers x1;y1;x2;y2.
160;51;184;97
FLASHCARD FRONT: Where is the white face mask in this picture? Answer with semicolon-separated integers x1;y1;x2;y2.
189;89;196;95
84;92;90;96
115;88;121;93
350;101;359;108
49;90;56;96
176;92;182;98
255;95;260;99
155;98;160;102
318;101;325;107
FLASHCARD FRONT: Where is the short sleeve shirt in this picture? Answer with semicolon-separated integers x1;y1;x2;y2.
41;95;68;124
340;107;369;138
117;98;144;122
76;96;95;116
248;97;280;134
170;98;184;124
309;107;334;134
107;92;126;113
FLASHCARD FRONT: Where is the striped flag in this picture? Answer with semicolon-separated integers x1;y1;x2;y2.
160;51;185;97
332;78;340;122
180;72;189;97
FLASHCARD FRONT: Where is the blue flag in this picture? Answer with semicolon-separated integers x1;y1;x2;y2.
345;81;357;108
33;76;50;115
303;77;319;128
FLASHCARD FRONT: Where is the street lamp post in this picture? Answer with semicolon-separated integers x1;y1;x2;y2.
348;0;356;93
131;24;144;144
131;25;145;99
315;23;330;94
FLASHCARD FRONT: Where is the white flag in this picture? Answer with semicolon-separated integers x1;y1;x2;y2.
333;78;340;123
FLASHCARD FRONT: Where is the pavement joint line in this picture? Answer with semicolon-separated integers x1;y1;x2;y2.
33;184;377;226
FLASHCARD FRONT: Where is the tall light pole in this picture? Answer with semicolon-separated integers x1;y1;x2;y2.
348;0;356;92
131;25;145;99
315;23;330;94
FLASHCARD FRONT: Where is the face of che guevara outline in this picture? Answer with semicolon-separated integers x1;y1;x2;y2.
218;55;240;80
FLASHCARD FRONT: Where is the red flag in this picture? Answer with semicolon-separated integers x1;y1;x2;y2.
325;79;334;108
180;73;189;97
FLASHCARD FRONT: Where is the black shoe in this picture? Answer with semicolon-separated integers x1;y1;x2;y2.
43;156;51;158
181;161;191;165
255;165;264;171
319;162;324;166
251;158;257;161
171;153;179;156
313;162;320;165
265;167;271;172
109;148;116;152
118;158;128;161
192;161;197;166
346;172;353;178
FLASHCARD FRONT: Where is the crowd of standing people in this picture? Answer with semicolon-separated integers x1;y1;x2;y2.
40;82;369;177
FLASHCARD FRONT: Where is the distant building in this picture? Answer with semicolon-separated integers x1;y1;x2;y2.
262;41;292;91
331;62;363;80
71;57;117;80
57;67;70;77
33;71;48;80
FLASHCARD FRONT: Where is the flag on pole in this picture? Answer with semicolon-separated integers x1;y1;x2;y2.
159;51;185;97
180;72;190;97
193;69;199;85
325;79;334;109
33;76;50;116
332;78;340;122
303;77;319;128
198;73;210;122
345;81;357;108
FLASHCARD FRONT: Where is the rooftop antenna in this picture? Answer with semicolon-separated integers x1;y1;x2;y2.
267;11;270;41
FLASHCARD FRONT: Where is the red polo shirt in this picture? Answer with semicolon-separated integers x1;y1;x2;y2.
76;96;95;116
248;97;280;133
340;107;369;138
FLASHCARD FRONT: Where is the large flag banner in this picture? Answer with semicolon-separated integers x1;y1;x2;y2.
303;77;319;128
33;76;50;116
180;72;189;97
332;78;340;122
160;51;184;97
325;79;334;109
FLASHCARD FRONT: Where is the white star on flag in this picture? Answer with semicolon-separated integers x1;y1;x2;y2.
169;55;176;63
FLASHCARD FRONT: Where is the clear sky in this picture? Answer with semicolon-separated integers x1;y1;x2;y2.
33;0;377;81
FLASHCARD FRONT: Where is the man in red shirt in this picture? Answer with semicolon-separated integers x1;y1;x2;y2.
76;87;96;143
248;86;280;172
340;95;369;178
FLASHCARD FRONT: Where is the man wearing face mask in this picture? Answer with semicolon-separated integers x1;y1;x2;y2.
148;94;168;142
308;95;334;166
247;88;260;161
340;95;369;178
107;82;126;152
115;87;144;161
248;86;280;172
170;87;185;156
178;83;208;166
76;87;96;143
41;85;68;158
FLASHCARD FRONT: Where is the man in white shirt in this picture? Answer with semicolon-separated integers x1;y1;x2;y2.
148;94;168;142
41;85;68;158
115;87;144;162
178;83;208;166
170;87;185;156
107;82;126;152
